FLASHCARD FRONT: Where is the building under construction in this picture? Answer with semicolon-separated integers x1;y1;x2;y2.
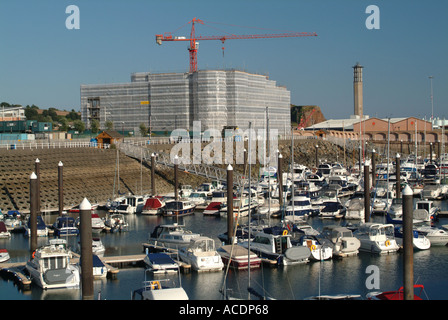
80;69;291;136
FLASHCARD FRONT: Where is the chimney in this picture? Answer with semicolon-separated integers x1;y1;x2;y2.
353;62;364;118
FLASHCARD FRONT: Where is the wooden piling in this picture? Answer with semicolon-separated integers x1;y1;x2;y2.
371;149;376;188
151;153;156;196
80;197;94;300
364;162;370;223
278;153;283;210
395;154;401;199
29;172;38;254
174;155;179;201
58;161;63;216
35;159;40;215
402;185;414;300
226;164;234;245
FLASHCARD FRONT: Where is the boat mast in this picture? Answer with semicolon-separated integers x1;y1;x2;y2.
247;121;252;300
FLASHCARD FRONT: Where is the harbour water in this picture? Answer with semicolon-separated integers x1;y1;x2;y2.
1;199;448;301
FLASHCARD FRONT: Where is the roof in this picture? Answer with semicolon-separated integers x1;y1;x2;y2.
306;116;423;131
97;130;123;139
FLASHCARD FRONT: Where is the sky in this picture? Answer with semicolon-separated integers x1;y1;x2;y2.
1;0;447;121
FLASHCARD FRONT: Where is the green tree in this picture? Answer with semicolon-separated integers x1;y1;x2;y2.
139;123;148;137
59;118;69;131
105;120;114;130
91;119;100;134
73;120;85;133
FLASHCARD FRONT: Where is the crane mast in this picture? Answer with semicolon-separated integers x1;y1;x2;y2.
156;18;317;73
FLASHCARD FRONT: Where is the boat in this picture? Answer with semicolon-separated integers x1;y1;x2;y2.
3;211;22;231
91;254;108;279
257;198;281;217
26;239;80;289
320;225;360;258
52;216;79;237
305;294;362;300
24;215;49;237
104;213;128;232
318;201;346;219
0;249;10;263
421;182;444;200
217;244;262;270
219;197;258;218
91;213;105;233
202;201;223;216
179;185;194;198
297;235;333;261
0;221;11;238
344;197;365;220
393;226;431;250
414;225;448;246
113;204;134;215
187;191;209;209
414;199;440;221
178;237;224;272
284;195;319;222
92;237;106;257
141;197;165;215
354;223;400;254
144;253;180;274
366;284;425;300
385;198;403;223
240;226;311;266
132;270;188;300
148;223;201;248
162;200;196;217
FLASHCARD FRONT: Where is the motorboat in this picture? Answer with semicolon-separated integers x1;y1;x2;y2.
393;226;430;250
148;223;201;248
91;213;105;233
284;195;319;222
354;223;400;254
257;198;281;217
162;200;196;217
219;197;258;218
123;195;147;214
187;191;209;209
179;185;194;198
0;249;10;263
366;284;425;300
385;198;403;222
414;200;440;221
202;202;223;216
52;216;79;237
318;201;346;219
3;211;22;231
77;254;108;279
196;182;216;196
240;226;311;266
92;237;106;257
141;197;165;215
414;225;448;246
421;182;444;200
104;213;128;232
144;253;180;274
288;221;320;237
178;237;224;272
344;197;365;220
114;204;134;215
217;244;262;270
0;222;11;238
24;215;49;237
297;235;333;261
132;270;188;300
26;239;80;289
320;225;360;258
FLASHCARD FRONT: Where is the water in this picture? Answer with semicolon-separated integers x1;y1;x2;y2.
1;199;448;300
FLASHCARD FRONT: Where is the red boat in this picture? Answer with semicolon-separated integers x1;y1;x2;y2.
367;284;425;300
203;202;222;216
217;244;262;270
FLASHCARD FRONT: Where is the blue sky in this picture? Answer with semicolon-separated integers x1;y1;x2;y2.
1;0;447;121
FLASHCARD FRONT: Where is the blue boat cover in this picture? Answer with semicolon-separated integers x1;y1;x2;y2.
92;254;105;267
147;253;175;264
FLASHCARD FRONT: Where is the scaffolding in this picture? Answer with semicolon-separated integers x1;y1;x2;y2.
80;69;291;136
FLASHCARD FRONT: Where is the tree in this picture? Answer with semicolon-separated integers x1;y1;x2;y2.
59;118;69;131
91;119;100;134
73;120;85;133
105;120;114;130
139;123;148;137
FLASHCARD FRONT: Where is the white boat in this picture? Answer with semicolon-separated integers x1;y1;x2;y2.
320;225;360;258
26;239;80;289
414;225;448;246
345;197;365;220
257;198;281;217
132;271;189;300
178;237;224;272
179;185;194;198
219;197;258;218
24;215;49;237
104;213;128;232
354;223;400;254
319;201;346;219
53;216;79;236
393;226;430;250
284;195;319;222
414;199;440;221
386;198;403;220
202;201;223;216
217;244;262;270
141;197;165;215
91;213;105;233
298;235;333;261
0;249;10;262
144;253;180;274
187;191;209;209
162;200;196;217
0;221;11;238
92;237;106;257
114;204;134;215
148;223;201;248
240;226;311;266
421;183;444;200
77;254;108;279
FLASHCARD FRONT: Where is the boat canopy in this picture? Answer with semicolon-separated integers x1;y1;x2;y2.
144;198;163;209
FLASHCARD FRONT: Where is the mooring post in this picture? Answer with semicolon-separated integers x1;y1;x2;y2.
402;185;414;300
278;152;283;211
29;172;38;254
58;161;64;216
35;158;40;215
151;153;156;196
226;164;234;245
174;155;179;201
429;143;433;163
79;197;94;300
371;149;376;187
395;154;401;199
315;144;319;168
364;161;370;223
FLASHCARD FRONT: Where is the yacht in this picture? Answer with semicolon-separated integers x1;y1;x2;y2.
394;226;430;250
144;252;180;274
318;201;346;219
178;237;224;272
414;199;440;221
344;197;365;220
148;223;201;248
0;249;10;262
297;235;333;261
26;239;80;289
320;225;360;258
52;216;79;237
354;223;400;254
217;244;262;270
0;222;11;238
132;270;188;300
91;213;105;233
240;226;311;266
104;213;128;232
141;197;165;215
414;225;448;246
284;195;319;222
219;197;258;218
24;215;49;237
162;200;196;217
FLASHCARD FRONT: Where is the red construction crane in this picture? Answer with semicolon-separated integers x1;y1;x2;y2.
156;18;317;73
297;108;316;130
